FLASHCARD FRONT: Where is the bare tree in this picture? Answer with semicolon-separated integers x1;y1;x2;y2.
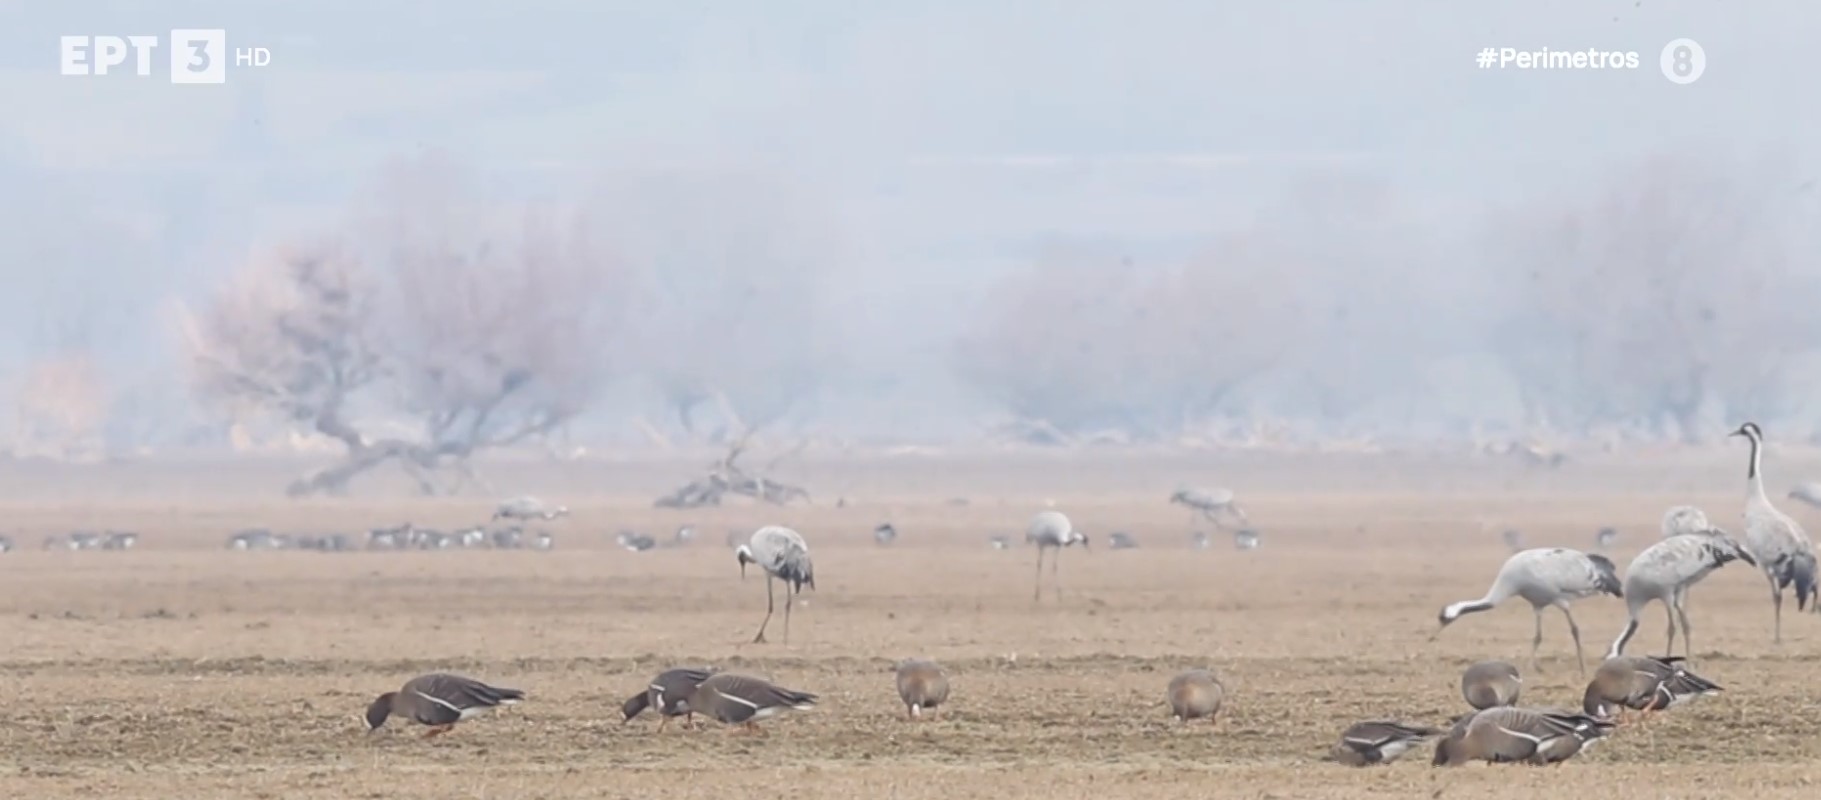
183;157;620;495
1498;154;1818;442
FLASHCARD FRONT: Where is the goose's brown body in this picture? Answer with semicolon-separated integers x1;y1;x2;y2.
366;673;524;738
622;667;717;732
895;659;951;720
687;673;818;734
1166;669;1225;724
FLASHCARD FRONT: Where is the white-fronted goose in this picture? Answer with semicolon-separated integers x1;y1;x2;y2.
621;666;717;732
1166;669;1225;725
1582;655;1722;722
686;673;817;735
894;659;950;721
1460;660;1522;710
365;673;524;738
1432;706;1615;766
1329;721;1445;766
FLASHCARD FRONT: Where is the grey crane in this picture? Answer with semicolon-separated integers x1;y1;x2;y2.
1661;505;1715;539
491;495;569;522
1431;547;1623;674
1606;523;1755;659
1169;487;1249;528
735;525;815;644
1026;510;1088;601
1731;421;1820;642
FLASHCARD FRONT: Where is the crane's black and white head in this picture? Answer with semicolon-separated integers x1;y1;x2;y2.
1067;530;1090;549
735;545;756;577
1731;421;1763;441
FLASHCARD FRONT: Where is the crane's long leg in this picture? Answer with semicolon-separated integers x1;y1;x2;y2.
1052;547;1063;600
1530;607;1545;672
1673;589;1694;659
1663;599;1677;658
783;581;794;645
753;575;775;643
1768;574;1784;644
1560;604;1587;676
1034;547;1046;601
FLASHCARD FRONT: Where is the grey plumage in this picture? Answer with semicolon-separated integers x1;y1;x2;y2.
736;526;815;644
1432;548;1623;674
874;523;898;546
616;531;657;551
1582;655;1722;718
1169;486;1249;528
1233;529;1260;550
1594;527;1618;551
622;666;717;732
686;673;818;732
366;673;524;737
1165;669;1225;724
1606;523;1756;659
1731;422;1820;642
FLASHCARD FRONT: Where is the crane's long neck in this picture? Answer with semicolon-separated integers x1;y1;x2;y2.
1747;431;1769;502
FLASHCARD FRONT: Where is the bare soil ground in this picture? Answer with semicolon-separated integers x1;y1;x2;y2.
3;449;1821;798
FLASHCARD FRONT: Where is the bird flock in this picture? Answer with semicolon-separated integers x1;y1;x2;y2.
14;421;1809;771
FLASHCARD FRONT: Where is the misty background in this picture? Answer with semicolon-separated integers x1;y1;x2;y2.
1;1;1818;477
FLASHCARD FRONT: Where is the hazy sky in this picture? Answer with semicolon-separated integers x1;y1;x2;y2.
0;1;1814;445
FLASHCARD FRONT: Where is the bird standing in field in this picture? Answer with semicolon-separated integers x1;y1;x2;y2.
735;526;815;644
492;495;569;522
365;673;524;738
1431;547;1623;674
1730;422;1819;641
1460;660;1522;710
1165;669;1226;725
686;673;818;735
1169;487;1249;528
1582;655;1722;723
1606;524;1755;659
1026;510;1088;601
1432;707;1615;766
873;523;898;546
1329;721;1445;766
894;659;950;721
622;666;717;733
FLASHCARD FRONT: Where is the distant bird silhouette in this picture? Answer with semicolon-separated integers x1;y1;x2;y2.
1594;527;1618;551
1108;531;1139;550
1234;529;1260;550
1189;531;1212;550
1026;511;1088;601
735;526;815;644
873;523;898;546
492;496;569;522
1169;487;1248;528
988;535;1012;550
616;531;657;552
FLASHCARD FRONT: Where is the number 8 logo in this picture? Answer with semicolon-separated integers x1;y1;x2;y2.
1659;38;1706;85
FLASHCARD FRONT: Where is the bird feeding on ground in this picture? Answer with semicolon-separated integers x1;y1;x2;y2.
1431;547;1623;674
1026;510;1088;601
1606;524;1754;659
365;673;524;738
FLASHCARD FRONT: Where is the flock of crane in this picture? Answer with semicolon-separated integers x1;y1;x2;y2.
363;420;1808;768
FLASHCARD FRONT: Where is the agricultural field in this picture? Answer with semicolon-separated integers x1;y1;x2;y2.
2;448;1820;798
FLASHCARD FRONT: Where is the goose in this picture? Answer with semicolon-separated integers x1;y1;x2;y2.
1329;721;1445;766
616;531;657;552
1460;660;1522;710
1730;422;1819;642
686;673;817;735
1606;527;1755;659
1581;655;1722;723
1431;706;1615;766
1166;669;1226;725
621;666;717;732
365;673;524;737
1431;547;1623;674
894;659;950;721
873;523;898;546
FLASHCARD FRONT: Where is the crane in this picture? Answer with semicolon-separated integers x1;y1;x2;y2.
1430;547;1622;674
1731;421;1820;642
1026;510;1088;601
735;526;815;644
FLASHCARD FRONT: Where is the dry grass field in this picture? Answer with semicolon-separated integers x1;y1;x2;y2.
4;448;1821;798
